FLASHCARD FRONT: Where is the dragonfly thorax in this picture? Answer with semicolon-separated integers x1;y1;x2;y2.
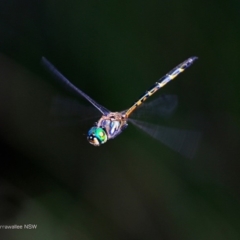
87;112;128;146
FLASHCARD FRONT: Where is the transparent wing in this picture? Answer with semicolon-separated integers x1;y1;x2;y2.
129;119;201;159
129;94;178;121
50;96;101;126
41;57;110;115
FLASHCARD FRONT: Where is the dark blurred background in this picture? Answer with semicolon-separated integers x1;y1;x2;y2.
0;0;240;239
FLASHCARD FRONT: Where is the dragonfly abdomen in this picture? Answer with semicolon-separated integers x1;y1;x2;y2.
125;56;198;117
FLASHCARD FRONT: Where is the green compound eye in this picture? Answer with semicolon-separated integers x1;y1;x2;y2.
87;127;108;146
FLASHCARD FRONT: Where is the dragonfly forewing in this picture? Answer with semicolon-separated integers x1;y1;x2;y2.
128;119;201;159
41;57;110;116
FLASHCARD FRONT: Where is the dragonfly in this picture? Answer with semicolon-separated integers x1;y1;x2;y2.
41;56;200;158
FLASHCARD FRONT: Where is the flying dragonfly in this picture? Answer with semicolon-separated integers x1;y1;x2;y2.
41;56;200;158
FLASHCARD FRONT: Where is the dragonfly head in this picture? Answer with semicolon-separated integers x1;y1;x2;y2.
87;127;108;146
